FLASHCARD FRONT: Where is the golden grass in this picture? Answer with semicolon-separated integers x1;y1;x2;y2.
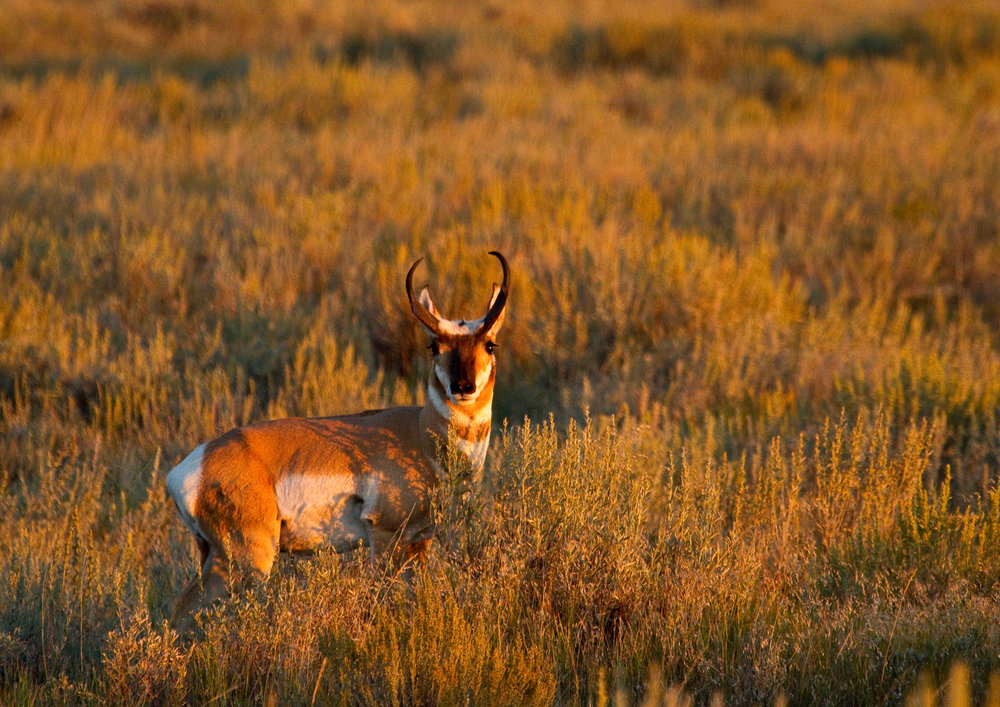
2;0;1000;703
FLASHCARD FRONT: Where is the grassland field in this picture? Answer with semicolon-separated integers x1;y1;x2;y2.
3;0;1000;704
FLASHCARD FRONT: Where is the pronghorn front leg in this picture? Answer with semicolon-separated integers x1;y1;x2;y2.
363;519;431;586
360;498;406;564
363;519;398;564
361;505;430;568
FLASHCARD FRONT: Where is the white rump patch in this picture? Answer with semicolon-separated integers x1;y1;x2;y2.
166;443;206;539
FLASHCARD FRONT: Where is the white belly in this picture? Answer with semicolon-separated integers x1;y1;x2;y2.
275;472;372;552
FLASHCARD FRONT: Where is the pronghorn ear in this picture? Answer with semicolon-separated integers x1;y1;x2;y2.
417;287;442;334
482;284;506;335
418;286;440;316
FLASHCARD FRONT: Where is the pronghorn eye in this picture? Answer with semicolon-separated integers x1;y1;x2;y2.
428;341;441;356
484;341;497;355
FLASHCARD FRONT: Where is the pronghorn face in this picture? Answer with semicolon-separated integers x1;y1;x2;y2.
426;316;501;406
407;252;509;407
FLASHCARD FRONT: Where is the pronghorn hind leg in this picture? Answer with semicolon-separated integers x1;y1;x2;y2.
198;546;231;605
195;515;280;601
170;502;280;633
225;522;279;599
170;536;211;633
169;542;243;633
197;453;280;576
192;459;280;592
170;574;206;633
170;539;234;634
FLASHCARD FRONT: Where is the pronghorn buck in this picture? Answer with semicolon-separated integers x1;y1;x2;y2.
166;251;509;629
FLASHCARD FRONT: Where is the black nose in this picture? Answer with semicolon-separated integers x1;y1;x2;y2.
450;380;475;396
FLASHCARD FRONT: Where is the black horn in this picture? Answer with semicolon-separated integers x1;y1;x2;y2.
479;251;509;334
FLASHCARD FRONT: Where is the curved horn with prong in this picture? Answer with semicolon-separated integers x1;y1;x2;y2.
478;251;509;335
406;257;444;335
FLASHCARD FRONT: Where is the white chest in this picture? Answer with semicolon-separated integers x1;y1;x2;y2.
455;435;490;472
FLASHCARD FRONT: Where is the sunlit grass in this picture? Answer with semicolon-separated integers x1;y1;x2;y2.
2;0;1000;703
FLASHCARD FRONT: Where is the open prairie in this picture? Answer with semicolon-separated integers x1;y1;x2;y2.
3;0;1000;703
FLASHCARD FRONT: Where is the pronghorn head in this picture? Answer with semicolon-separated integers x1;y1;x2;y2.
406;251;509;407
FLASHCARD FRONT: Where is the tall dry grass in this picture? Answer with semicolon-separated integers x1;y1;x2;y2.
2;0;1000;703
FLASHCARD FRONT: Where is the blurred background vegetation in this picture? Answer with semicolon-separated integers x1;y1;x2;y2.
2;0;1000;704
